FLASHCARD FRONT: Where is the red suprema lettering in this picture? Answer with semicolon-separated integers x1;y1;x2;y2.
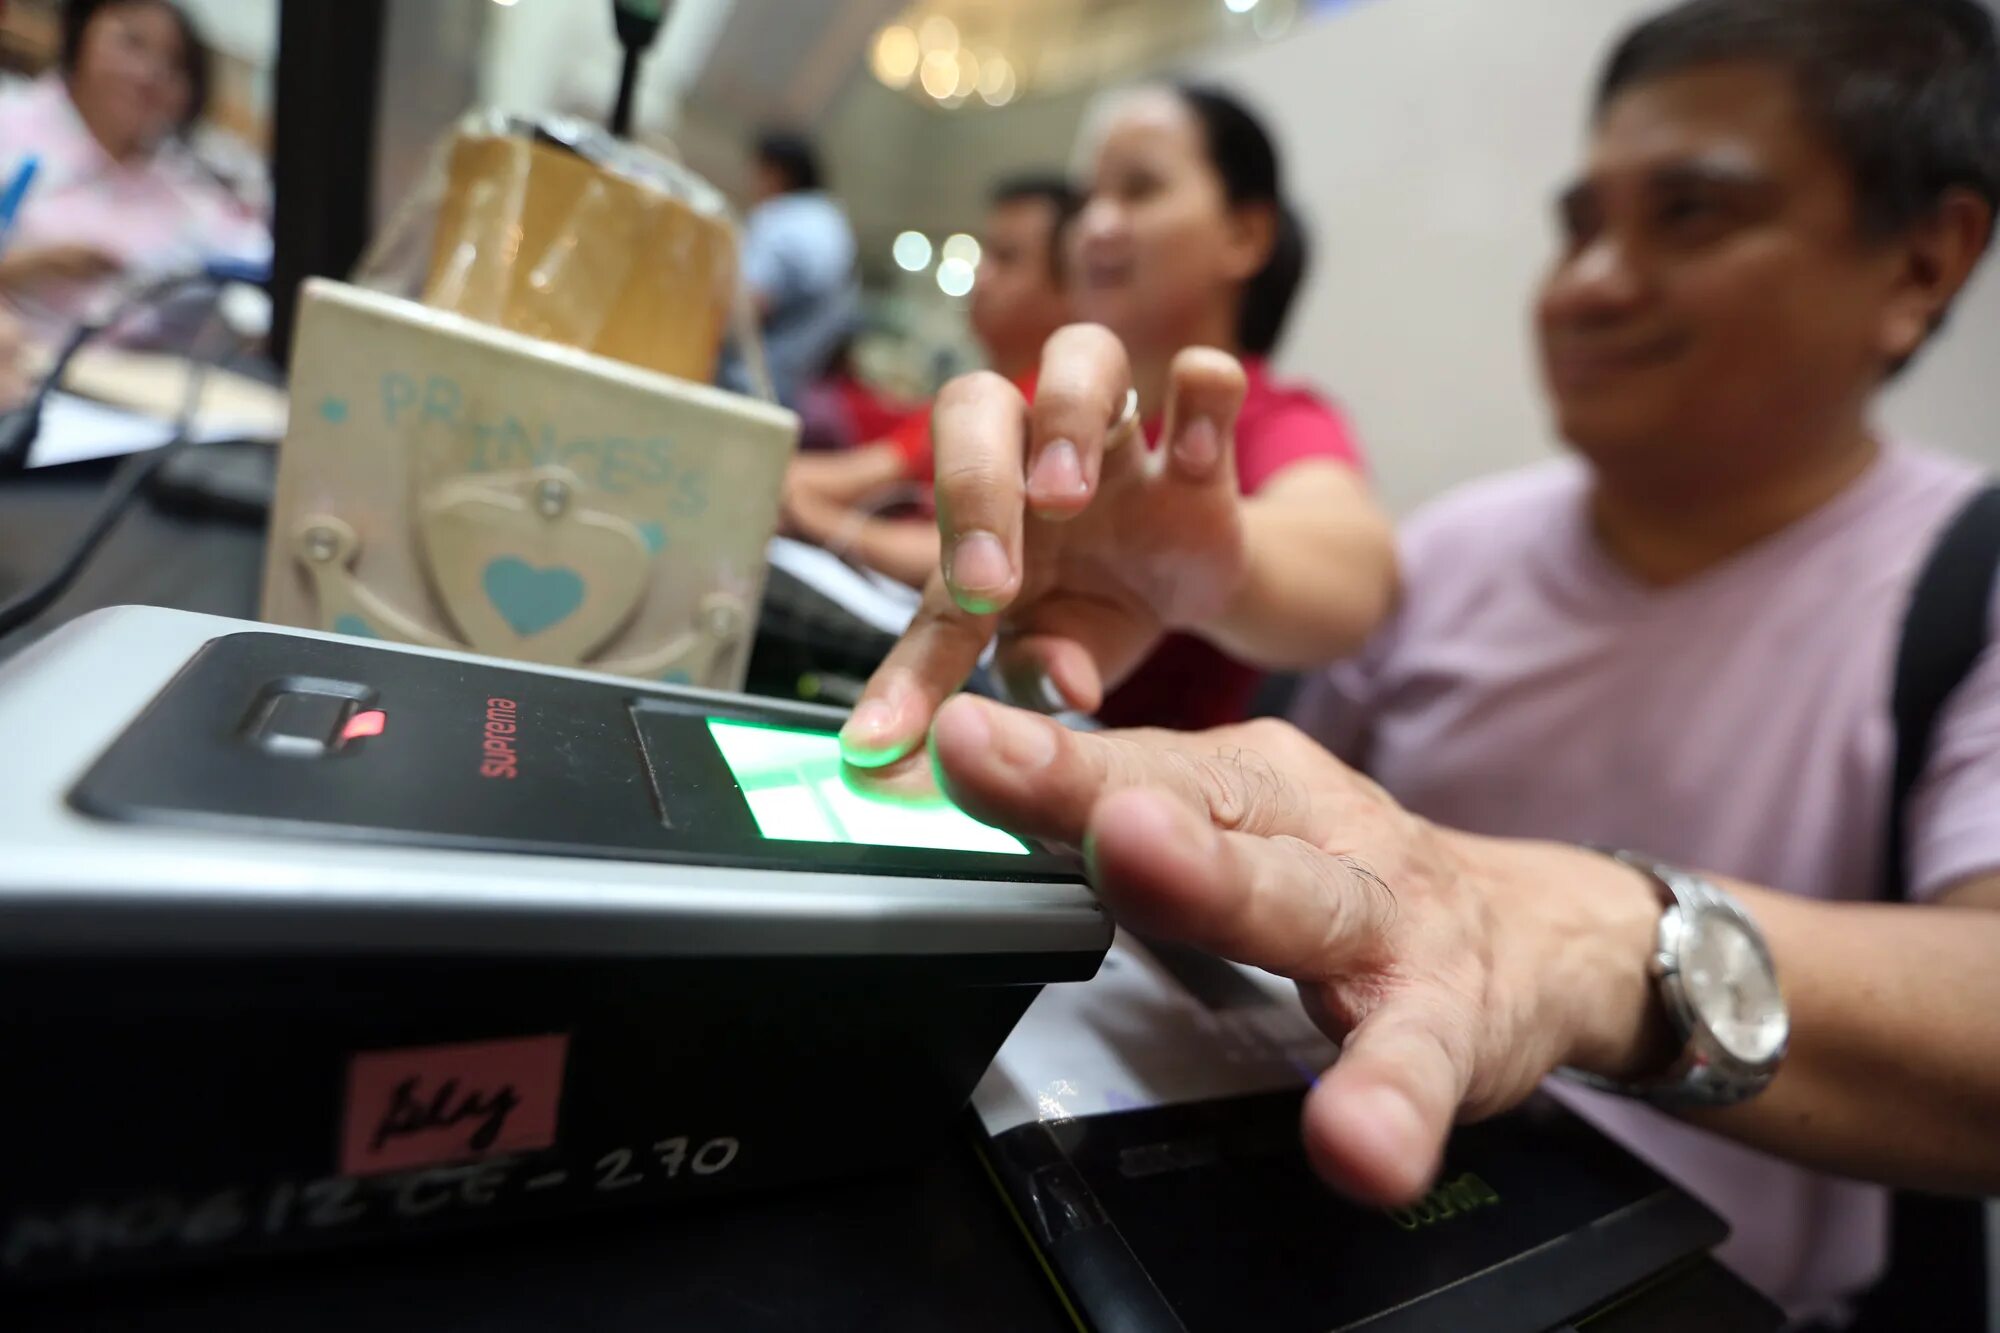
480;698;520;779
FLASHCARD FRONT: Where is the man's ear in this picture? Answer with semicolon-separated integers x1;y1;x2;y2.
1879;188;1994;365
1221;201;1279;285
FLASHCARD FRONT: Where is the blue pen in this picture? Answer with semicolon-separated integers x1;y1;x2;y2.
0;155;42;249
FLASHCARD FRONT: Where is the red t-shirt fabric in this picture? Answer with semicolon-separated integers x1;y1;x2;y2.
883;405;936;481
1096;358;1365;732
835;376;922;448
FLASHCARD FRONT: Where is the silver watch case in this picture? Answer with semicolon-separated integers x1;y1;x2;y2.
1572;853;1788;1109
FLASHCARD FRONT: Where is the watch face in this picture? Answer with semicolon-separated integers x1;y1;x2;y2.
1682;910;1787;1065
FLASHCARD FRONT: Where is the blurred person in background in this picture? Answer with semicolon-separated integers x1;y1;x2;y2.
793;334;923;456
856;1;2000;1325
721;129;858;411
0;0;268;341
841;82;1396;755
782;175;1081;587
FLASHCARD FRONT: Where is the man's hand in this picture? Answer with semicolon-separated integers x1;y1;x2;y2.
927;695;1665;1205
841;325;1250;768
0;243;121;291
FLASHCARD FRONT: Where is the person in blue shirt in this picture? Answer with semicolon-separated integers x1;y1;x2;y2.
721;131;857;409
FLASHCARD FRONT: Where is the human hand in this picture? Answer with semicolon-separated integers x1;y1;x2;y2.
779;445;911;542
925;695;1667;1205
841;325;1250;768
0;305;26;410
0;243;122;291
777;466;843;544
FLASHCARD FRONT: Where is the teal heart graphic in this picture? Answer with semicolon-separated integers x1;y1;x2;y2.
638;522;667;555
332;614;376;639
483;557;587;637
319;396;349;425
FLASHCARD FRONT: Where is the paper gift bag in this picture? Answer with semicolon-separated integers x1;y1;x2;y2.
260;279;798;689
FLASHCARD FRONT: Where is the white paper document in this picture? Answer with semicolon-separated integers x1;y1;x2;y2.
765;535;925;637
25;391;283;469
973;931;1340;1136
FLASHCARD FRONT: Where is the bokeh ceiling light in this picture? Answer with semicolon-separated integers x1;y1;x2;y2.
941;233;981;267
981;68;1018;105
918;15;960;52
977;53;1012;96
936;257;976;297
871;25;920;88
893;230;935;272
879;1;1282;107
919;48;959;99
953;48;982;98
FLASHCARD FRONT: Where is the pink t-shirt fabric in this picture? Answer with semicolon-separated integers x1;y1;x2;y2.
0;77;269;339
1293;443;2000;1317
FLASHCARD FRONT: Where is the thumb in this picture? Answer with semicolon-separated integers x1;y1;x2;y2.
1158;347;1247;489
1300;996;1469;1207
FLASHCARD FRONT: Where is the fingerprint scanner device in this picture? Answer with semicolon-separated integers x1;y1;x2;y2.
0;607;1110;1283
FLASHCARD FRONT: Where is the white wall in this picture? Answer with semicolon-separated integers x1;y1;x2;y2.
479;0;737;138
1193;0;2000;514
177;0;276;66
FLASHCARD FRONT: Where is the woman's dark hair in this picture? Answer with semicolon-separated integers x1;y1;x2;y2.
1171;83;1309;357
60;0;211;137
755;130;825;194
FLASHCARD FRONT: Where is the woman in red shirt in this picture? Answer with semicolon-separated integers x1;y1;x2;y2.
845;84;1397;761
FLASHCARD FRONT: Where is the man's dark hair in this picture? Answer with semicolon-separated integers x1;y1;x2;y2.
1172;84;1309;357
989;173;1083;283
61;0;211;136
754;130;824;194
1599;0;2000;248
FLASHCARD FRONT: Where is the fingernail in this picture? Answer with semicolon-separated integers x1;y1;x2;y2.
1031;672;1068;714
1001;663;1069;714
1174;417;1219;473
933;694;993;754
839;700;897;757
1029;439;1087;500
948;530;1011;596
987;704;1058;770
1354;1085;1431;1179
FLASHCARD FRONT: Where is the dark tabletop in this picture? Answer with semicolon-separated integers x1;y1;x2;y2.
0;460;267;654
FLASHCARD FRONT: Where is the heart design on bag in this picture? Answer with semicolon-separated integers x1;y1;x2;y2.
417;465;651;666
481;557;588;637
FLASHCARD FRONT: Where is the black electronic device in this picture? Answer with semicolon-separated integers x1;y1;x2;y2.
0;607;1108;1283
148;439;278;522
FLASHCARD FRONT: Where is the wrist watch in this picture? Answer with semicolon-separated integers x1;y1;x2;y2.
1565;851;1789;1108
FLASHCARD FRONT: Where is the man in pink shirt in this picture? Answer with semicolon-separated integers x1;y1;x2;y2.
860;0;2000;1326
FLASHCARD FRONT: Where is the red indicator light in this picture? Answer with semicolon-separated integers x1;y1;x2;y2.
342;709;387;742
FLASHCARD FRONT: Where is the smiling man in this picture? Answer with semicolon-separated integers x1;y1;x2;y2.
854;0;2000;1326
1306;0;2000;1319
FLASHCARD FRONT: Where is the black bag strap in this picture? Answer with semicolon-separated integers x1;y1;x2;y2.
1884;482;2000;901
1851;482;2000;1333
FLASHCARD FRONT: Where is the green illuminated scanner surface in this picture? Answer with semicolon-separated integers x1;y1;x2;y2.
705;719;1029;856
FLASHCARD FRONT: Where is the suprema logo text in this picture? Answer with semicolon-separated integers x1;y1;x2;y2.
481;698;520;779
